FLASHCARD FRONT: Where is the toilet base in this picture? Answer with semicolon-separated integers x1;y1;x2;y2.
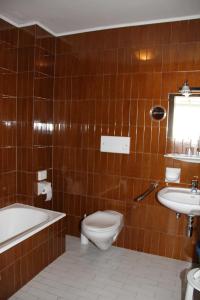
81;234;89;245
81;230;118;250
81;233;111;250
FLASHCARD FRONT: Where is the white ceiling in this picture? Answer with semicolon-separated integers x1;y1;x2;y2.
0;0;200;36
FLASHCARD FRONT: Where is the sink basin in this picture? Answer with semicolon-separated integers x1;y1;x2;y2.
157;187;200;216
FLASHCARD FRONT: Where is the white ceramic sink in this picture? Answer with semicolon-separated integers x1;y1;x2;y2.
157;187;200;216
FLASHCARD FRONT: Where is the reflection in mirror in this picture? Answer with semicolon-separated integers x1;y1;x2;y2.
168;95;200;144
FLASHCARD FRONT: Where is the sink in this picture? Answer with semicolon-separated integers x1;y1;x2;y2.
157;187;200;216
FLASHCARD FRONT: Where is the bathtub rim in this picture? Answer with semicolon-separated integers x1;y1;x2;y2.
0;203;66;254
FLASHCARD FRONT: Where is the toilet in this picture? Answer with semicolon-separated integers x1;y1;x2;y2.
81;210;124;250
185;268;200;300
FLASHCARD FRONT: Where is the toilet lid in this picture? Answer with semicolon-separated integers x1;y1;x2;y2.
82;211;122;232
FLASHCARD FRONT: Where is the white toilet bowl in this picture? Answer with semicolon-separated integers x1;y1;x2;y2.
81;210;124;250
185;268;200;300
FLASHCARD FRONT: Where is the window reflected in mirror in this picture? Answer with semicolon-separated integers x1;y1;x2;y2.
168;95;200;144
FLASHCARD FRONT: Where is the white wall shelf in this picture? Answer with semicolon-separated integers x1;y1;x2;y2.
164;153;200;163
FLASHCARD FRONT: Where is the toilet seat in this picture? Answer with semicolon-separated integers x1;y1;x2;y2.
82;211;122;232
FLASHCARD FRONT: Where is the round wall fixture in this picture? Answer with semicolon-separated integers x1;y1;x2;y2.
150;106;166;121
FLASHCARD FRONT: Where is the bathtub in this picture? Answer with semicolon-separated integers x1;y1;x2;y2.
0;203;66;254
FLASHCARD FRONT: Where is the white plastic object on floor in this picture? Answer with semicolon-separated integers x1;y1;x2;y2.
185;268;200;300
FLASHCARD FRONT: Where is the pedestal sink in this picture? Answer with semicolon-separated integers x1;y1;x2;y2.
157;187;200;216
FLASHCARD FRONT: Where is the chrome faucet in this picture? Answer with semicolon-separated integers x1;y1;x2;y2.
191;176;199;193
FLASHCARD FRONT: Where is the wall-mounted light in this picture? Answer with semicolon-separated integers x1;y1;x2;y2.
179;81;200;97
135;49;154;61
179;81;191;97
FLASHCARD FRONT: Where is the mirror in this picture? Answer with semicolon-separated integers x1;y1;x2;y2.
150;106;166;121
168;95;200;144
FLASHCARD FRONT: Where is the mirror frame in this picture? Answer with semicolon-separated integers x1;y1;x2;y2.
168;93;200;139
150;105;167;121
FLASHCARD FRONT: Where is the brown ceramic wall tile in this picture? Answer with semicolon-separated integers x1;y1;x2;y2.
0;20;59;300
170;20;200;43
16;24;55;208
0;17;200;274
17;171;34;197
53;19;200;262
17;72;34;98
0;218;66;299
17;98;33;147
0;19;18;47
18;47;35;72
0;73;17;97
35;47;55;76
0;19;18;207
0;46;18;73
34;75;54;100
35;25;55;54
18;25;35;48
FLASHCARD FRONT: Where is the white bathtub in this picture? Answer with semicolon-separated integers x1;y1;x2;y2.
0;203;66;254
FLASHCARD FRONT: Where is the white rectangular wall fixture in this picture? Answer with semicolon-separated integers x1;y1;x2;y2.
100;136;130;154
165;167;181;183
37;170;47;181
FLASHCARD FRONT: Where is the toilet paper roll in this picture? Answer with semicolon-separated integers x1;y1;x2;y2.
46;187;52;201
41;181;52;201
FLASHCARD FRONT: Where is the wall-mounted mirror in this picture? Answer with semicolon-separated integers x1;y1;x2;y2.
168;95;200;144
150;106;166;121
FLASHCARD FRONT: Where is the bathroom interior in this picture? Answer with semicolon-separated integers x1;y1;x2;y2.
1;0;200;299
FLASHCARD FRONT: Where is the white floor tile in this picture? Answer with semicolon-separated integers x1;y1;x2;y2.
10;291;39;300
58;296;78;300
9;235;191;300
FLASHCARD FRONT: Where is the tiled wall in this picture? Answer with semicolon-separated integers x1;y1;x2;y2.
0;19;18;208
1;16;200;262
0;19;55;210
53;19;200;261
17;25;55;208
0;217;66;299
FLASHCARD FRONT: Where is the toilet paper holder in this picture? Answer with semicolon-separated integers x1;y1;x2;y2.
35;181;52;201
